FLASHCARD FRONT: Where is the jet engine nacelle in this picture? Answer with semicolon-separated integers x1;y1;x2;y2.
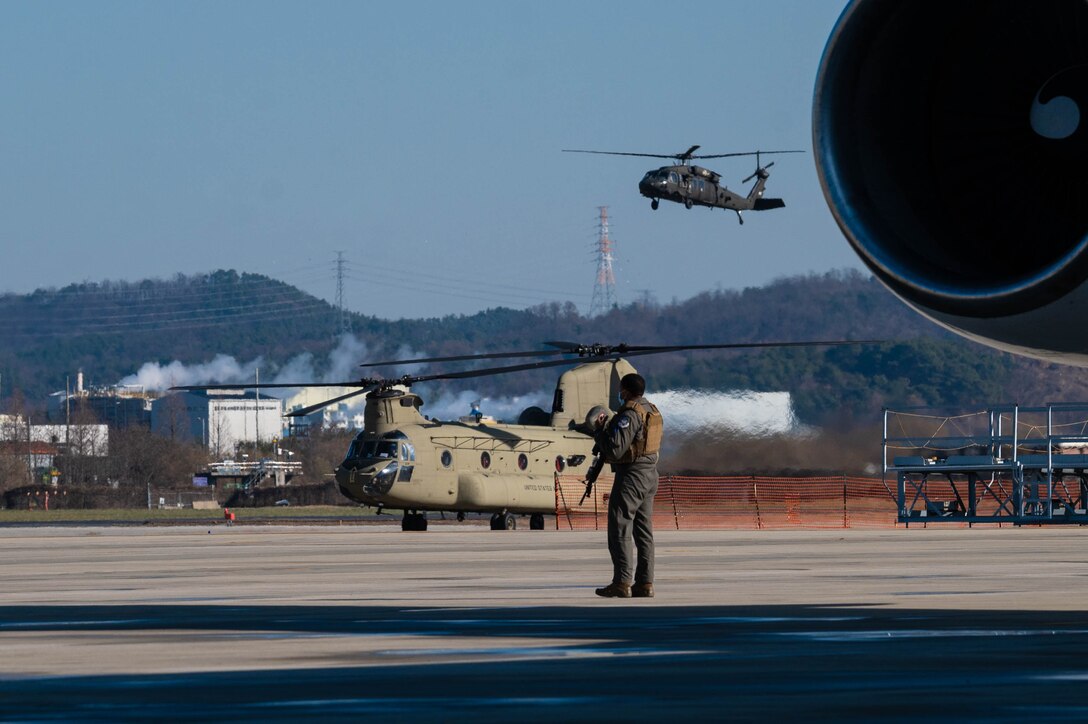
814;0;1088;364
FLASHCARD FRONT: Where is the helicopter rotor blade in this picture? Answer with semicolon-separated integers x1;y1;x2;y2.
170;380;375;391
363;339;884;376
362;340;650;368
178;339;885;413
614;340;883;357
403;339;883;384
562;149;685;160
692;149;806;160
370;340;884;386
359;348;572;368
285;386;377;417
405;355;611;384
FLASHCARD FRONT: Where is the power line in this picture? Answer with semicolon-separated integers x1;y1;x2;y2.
339;260;591;300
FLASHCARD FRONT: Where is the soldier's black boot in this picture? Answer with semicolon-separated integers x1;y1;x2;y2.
594;582;632;598
631;582;654;598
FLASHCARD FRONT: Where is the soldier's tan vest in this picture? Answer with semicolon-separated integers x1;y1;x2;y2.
614;397;662;464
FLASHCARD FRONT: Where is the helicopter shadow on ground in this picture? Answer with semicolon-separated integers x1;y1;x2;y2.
4;602;1088;721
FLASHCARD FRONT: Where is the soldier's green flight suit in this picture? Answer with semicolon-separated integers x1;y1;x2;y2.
598;397;660;586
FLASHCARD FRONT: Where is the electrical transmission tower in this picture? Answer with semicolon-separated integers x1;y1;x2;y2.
589;206;618;316
335;251;351;337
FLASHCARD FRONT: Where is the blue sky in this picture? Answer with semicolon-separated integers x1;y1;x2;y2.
0;0;860;319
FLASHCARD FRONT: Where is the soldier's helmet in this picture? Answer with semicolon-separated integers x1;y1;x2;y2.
584;405;610;430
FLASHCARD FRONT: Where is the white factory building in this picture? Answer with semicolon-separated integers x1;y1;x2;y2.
151;389;282;455
283;387;366;432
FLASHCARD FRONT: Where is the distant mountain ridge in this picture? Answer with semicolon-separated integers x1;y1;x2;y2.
0;268;1082;424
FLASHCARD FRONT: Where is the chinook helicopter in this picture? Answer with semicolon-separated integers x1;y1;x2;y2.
562;145;804;224
173;339;870;531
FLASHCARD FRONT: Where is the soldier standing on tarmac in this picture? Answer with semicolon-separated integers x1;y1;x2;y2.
584;373;663;599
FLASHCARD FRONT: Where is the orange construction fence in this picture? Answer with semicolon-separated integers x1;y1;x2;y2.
554;474;898;530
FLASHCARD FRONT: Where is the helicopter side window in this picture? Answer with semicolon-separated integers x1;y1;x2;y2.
669;172;679;185
401;442;415;462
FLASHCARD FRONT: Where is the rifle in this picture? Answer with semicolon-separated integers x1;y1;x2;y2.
580;446;604;505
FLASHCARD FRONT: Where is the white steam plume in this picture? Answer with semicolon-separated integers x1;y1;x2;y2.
118;334;374;393
653;389;802;437
120;353;264;390
411;388;801;439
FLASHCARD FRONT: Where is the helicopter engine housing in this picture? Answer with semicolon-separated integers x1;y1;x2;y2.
814;0;1088;364
550;359;637;429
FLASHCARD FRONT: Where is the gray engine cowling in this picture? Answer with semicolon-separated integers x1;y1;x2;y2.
814;0;1088;364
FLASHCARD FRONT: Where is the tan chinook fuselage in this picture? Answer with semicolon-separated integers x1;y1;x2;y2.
334;359;636;514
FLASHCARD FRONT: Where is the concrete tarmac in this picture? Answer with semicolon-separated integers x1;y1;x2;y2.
4;524;1088;720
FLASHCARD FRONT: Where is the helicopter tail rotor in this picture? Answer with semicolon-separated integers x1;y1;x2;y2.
743;160;776;184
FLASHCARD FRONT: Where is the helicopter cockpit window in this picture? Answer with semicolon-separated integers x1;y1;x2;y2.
359;440;399;459
401;442;415;462
669;172;679;184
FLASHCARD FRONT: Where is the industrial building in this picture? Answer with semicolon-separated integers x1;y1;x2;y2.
283;387;365;433
0;415;110;478
46;371;159;428
151;389;282;455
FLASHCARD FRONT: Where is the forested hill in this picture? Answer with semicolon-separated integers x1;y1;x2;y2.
1;268;1084;424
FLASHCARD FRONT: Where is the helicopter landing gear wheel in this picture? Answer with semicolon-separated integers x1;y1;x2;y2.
456;511;465;522
401;511;428;531
530;513;545;530
684;198;693;209
650;199;659;210
490;512;516;530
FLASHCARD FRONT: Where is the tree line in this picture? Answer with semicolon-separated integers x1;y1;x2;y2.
2;268;1085;429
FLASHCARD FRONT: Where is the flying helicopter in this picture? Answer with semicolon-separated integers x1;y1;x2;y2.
173;339;872;532
562;145;804;224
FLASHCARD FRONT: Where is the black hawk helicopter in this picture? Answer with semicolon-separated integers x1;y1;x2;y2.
172;338;873;531
563;145;804;224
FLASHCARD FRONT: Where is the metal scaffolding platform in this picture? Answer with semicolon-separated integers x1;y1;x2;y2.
884;404;1088;525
